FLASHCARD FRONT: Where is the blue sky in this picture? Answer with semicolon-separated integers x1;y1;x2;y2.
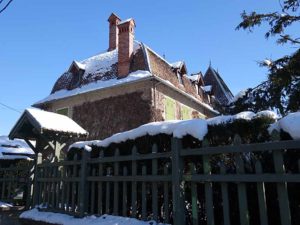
0;0;299;135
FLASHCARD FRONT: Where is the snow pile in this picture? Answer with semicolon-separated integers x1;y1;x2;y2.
71;110;278;150
0;201;13;208
35;70;152;104
268;112;300;140
20;208;162;225
0;136;34;160
25;108;88;135
71;119;208;150
207;110;277;126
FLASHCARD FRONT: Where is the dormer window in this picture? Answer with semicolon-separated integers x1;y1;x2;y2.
68;61;86;88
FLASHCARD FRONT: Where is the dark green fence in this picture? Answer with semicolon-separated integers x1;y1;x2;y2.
0;163;33;208
33;137;300;225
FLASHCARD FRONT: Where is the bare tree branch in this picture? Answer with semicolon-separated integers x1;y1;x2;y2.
0;0;14;15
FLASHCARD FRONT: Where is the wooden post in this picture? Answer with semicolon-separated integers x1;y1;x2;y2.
273;150;291;225
79;150;88;217
171;138;185;225
33;152;42;207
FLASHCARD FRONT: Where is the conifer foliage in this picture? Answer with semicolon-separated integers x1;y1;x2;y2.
229;0;300;115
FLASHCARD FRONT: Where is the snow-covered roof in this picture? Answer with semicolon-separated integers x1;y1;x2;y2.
118;18;135;25
70;110;279;150
71;61;86;71
187;75;198;82
0;136;34;160
171;61;184;69
24;108;88;136
35;71;152;104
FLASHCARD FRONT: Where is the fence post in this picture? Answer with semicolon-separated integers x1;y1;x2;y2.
33;153;42;207
79;150;88;217
171;138;185;225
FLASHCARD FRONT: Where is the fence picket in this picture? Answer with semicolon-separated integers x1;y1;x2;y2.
189;163;198;225
98;150;104;215
273;150;291;225
131;146;138;218
122;167;128;217
163;164;169;224
152;144;158;221
91;168;96;214
113;149;120;215
235;154;249;225
203;155;215;225
220;165;230;225
171;138;185;225
142;166;147;220
255;160;268;225
105;167;111;214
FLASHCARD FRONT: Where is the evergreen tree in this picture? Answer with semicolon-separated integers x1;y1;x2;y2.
229;0;300;115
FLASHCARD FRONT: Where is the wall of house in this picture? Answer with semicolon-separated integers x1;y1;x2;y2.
153;82;214;121
41;78;216;141
42;80;163;140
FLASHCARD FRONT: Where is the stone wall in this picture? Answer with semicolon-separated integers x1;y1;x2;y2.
72;90;162;140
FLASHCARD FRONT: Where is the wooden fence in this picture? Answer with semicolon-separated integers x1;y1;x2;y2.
0;163;33;208
33;137;300;225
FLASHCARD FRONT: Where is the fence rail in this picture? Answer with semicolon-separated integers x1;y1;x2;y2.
0;164;32;208
33;138;300;225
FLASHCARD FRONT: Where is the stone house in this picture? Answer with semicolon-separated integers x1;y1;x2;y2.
33;13;231;140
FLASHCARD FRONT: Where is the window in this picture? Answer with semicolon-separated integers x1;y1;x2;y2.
181;105;191;120
56;107;69;117
165;97;175;120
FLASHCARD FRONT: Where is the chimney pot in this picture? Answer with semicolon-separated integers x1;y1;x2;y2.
108;13;121;51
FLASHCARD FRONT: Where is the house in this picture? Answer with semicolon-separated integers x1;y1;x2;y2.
33;13;231;140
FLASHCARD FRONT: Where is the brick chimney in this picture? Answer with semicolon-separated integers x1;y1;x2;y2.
108;13;121;51
117;19;136;78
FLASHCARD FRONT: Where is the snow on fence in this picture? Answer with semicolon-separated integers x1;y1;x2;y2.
33;136;300;225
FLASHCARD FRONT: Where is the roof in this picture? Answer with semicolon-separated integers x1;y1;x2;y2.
34;40;217;115
0;136;34;160
9;108;88;139
203;66;234;105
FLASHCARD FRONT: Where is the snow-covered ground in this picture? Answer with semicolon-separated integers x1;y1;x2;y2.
70;110;281;150
0;201;13;208
20;208;164;225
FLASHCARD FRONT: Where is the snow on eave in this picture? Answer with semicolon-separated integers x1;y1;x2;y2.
23;108;88;136
34;71;153;105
